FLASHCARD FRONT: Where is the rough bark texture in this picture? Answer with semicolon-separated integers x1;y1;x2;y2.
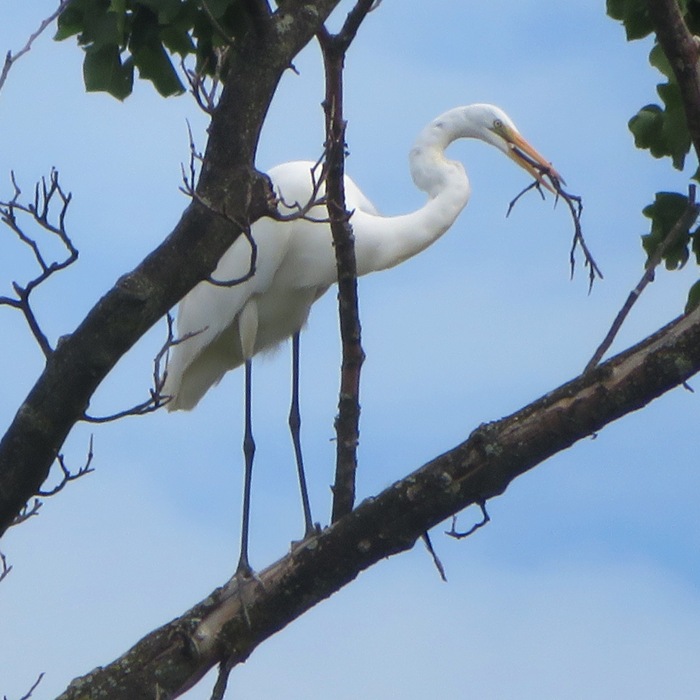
55;305;700;699
0;1;344;536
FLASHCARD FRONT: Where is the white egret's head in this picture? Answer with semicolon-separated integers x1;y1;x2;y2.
464;104;563;192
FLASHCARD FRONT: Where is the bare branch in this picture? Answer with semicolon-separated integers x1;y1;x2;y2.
0;550;12;583
11;499;42;527
17;673;45;700
269;153;330;223
585;184;700;372
37;437;94;497
210;658;235;700
445;500;491;539
318;7;377;522
180;58;222;115
201;1;237;45
421;531;447;582
507;156;602;291
82;315;182;423
179;124;262;288
0;1;70;93
318;0;377;51
0;169;77;357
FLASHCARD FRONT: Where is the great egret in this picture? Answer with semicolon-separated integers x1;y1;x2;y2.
163;103;561;576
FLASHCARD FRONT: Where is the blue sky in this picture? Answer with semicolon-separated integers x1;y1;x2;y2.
1;1;700;698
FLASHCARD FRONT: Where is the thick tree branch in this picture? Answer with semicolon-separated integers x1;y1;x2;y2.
0;1;345;537
56;304;700;699
648;0;700;162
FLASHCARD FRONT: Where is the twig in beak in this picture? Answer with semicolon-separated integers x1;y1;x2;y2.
507;156;602;292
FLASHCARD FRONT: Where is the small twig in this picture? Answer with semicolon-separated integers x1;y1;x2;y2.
270;153;330;223
179;124;260;288
180;120;204;198
201;0;237;45
585;184;700;373
37;436;95;497
11;499;42;527
4;672;46;700
445;500;490;539
180;57;222;115
506;179;546;213
83;314;186;422
0;1;70;93
210;657;235;700
507;154;601;291
0;550;12;583
421;531;447;582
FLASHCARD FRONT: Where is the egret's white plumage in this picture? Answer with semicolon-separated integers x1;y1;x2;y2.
163;104;559;410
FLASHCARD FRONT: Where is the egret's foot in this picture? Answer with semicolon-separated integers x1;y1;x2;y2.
232;560;265;629
291;522;322;552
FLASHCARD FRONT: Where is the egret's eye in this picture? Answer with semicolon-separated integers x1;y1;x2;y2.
493;118;504;130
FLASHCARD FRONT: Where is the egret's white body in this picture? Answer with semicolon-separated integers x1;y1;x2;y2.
164;104;558;410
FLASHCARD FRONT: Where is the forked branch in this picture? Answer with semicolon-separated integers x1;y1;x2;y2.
37;436;94;497
507;153;602;291
0;169;77;358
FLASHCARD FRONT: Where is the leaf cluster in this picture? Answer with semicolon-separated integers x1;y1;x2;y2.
607;0;700;171
607;0;700;307
55;0;252;99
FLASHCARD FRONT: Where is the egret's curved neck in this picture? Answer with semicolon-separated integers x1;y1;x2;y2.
354;107;474;276
410;107;476;198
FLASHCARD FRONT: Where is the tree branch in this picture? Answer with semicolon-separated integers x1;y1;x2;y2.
55;303;700;699
318;0;376;523
0;1;69;93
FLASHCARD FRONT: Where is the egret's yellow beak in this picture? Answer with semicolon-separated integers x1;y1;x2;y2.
503;128;564;193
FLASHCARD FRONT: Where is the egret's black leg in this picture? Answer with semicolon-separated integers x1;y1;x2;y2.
289;332;314;537
236;359;255;577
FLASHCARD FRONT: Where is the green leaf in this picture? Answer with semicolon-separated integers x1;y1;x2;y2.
83;45;134;99
160;24;195;56
606;0;654;40
108;0;127;45
57;0;214;98
642;192;692;269
629;105;664;154
685;279;700;312
138;0;186;23
649;44;673;79
657;82;692;169
130;6;184;96
55;3;85;41
132;43;184;95
629;89;692;170
204;0;239;19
